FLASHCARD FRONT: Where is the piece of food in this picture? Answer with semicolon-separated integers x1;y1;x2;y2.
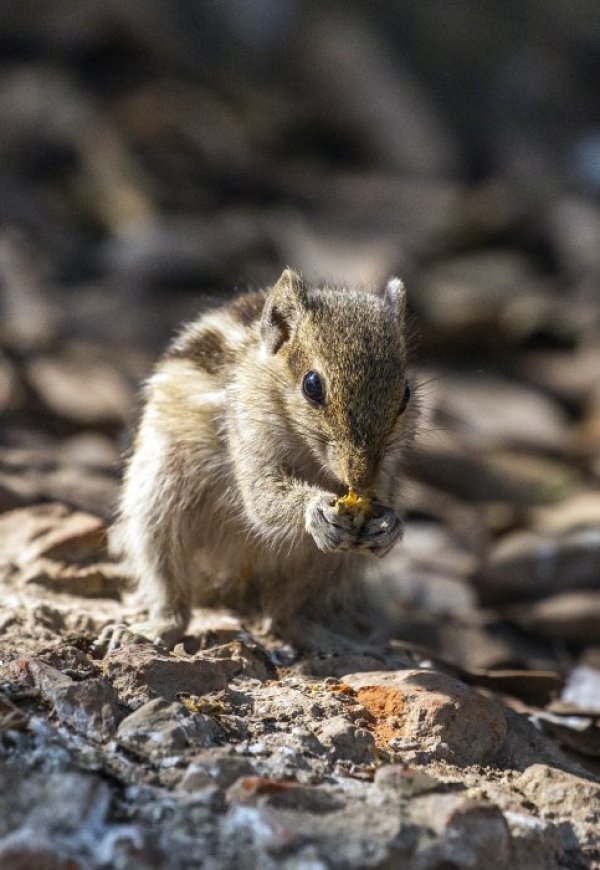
333;487;372;530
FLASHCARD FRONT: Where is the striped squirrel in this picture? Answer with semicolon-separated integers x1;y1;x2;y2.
105;269;417;649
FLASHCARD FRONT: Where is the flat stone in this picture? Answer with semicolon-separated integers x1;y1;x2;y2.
433;374;569;452
344;669;507;765
480;527;600;604
512;592;600;644
25;343;132;427
101;643;261;708
117;698;223;760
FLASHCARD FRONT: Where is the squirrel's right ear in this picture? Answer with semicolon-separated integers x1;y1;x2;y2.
384;277;406;320
261;269;306;353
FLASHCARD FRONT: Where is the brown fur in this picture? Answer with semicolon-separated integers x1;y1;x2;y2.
111;270;418;646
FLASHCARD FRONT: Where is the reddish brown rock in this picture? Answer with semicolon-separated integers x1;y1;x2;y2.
344;669;507;765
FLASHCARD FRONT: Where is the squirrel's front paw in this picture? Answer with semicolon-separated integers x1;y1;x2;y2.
357;505;404;557
305;493;358;553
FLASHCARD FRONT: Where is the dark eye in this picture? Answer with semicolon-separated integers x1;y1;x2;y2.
302;371;325;405
400;382;411;413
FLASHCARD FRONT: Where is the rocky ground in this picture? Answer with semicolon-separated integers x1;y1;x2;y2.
1;2;600;867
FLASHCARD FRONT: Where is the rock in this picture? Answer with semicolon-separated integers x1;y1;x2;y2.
0;695;28;733
534;711;600;758
29;661;121;741
531;491;600;535
201;640;276;682
411;441;580;505
227;776;344;814
117;698;223;760
0;503;107;565
414;798;512;869
0;462;118;519
101;643;262;708
516;764;600;819
504;811;568;870
432;374;569;452
415;250;545;337
512;592;600;644
344;669;507;765
0;503;123;597
179;750;255;791
522;345;600;405
560;665;600;714
315;715;375;763
22;559;124;598
479;527;600;604
374;764;440;796
0;353;19;416
25;343;133;428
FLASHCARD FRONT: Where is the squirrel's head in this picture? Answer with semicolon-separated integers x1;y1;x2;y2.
260;269;414;494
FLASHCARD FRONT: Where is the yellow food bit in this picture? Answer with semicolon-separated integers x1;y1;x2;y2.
333;487;372;529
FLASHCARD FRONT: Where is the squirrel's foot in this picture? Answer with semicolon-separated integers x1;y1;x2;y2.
356;505;404;557
305;493;359;553
91;616;187;657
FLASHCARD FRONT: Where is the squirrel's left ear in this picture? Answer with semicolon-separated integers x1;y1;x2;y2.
384;277;406;320
261;268;307;353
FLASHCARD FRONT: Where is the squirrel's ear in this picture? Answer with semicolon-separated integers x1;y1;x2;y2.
384;277;406;320
261;269;306;353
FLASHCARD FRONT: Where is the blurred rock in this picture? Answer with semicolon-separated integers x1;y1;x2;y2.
25;343;133;429
512;591;600;644
414;250;545;339
560;665;600;714
411;440;580;505
0;502;103;564
0;232;60;353
532;491;600;534
117;698;223;761
433;374;570;452
304;10;462;178
480;527;600;604
29;660;121;742
0;454;118;517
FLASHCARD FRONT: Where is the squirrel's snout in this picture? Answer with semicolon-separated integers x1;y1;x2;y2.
339;450;378;494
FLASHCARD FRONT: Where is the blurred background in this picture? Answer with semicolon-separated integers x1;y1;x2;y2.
0;1;599;722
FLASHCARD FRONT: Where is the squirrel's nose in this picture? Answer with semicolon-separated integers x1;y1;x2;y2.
340;450;378;493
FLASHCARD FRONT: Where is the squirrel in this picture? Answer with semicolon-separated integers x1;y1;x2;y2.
104;269;417;650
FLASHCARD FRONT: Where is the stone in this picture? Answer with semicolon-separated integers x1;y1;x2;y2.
179;750;255;791
0;503;106;565
25;343;132;428
516;764;600;819
101;643;260;708
432;374;569;452
227;776;344;814
344;669;507;765
512;592;600;644
419;798;512;869
117;698;223;760
314;715;375;763
531;491;600;535
411;441;579;506
374;764;440;796
29;661;121;742
480;527;600;604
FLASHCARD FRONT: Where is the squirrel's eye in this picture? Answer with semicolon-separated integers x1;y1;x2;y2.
400;382;411;413
302;371;325;405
